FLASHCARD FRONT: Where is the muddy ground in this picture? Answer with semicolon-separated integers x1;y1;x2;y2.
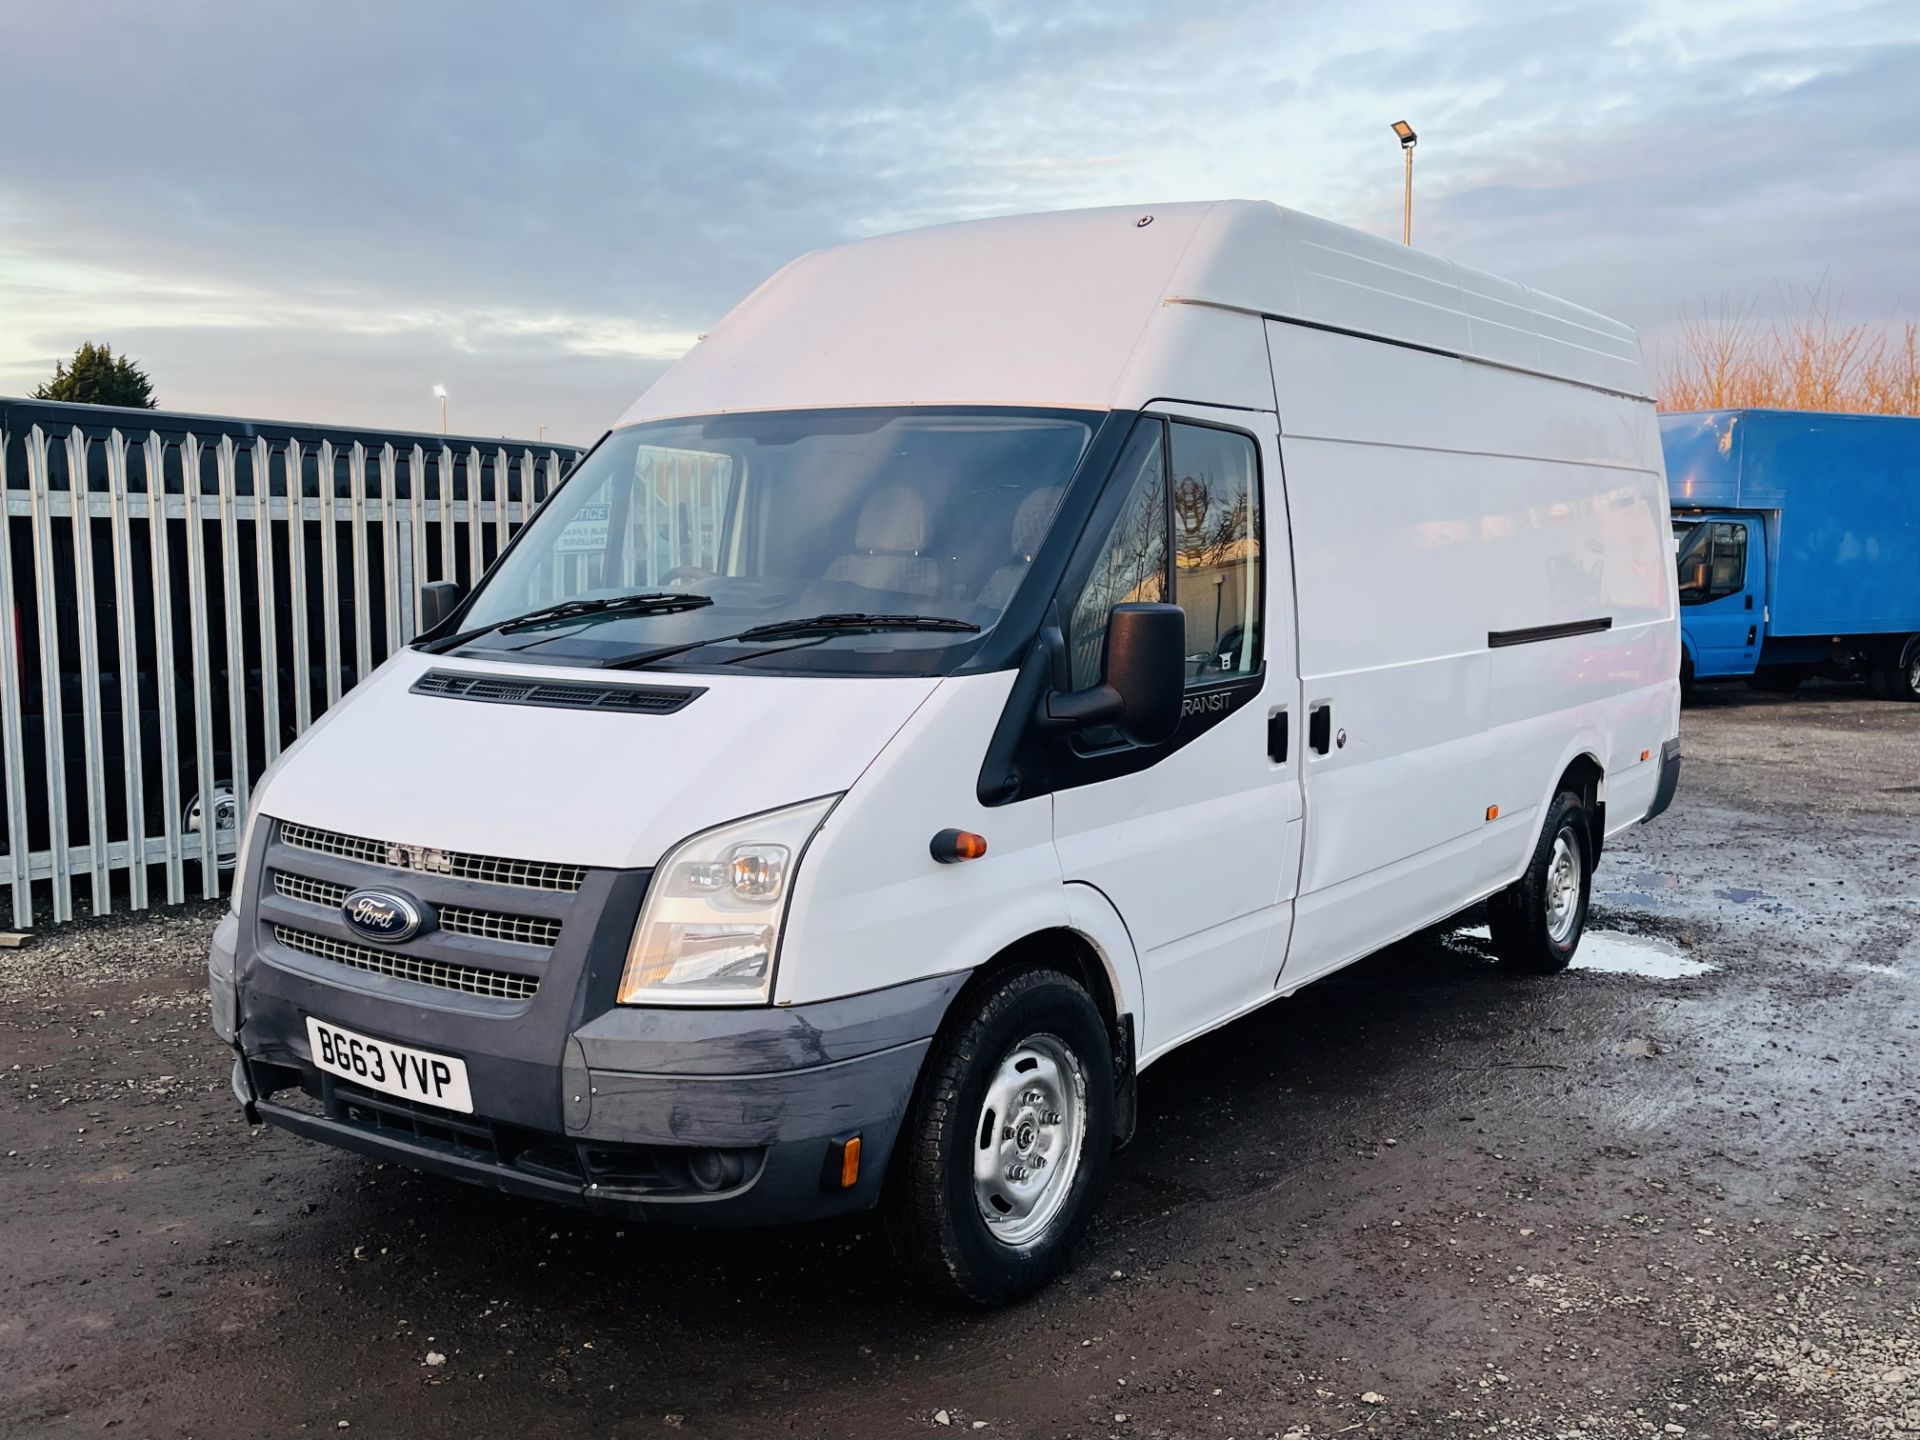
3;685;1917;1439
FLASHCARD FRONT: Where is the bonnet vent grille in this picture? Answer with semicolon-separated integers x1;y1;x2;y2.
410;669;704;715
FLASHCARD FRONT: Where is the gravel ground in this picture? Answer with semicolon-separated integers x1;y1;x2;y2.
2;683;1916;1438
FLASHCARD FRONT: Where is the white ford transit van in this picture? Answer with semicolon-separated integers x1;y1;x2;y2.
208;201;1681;1305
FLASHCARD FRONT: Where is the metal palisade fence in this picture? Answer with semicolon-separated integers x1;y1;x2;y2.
0;397;582;929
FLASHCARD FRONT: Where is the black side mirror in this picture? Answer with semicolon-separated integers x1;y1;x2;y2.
418;581;467;634
1046;602;1186;746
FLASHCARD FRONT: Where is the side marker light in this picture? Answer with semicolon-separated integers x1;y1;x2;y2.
930;829;988;864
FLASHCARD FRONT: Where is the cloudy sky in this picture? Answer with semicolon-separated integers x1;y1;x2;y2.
2;0;1916;443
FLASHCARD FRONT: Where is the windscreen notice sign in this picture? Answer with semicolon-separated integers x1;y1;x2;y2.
554;502;610;554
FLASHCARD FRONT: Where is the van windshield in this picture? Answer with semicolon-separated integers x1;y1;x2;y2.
445;407;1096;675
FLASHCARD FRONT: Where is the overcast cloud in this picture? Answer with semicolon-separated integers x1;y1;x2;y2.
2;0;1916;442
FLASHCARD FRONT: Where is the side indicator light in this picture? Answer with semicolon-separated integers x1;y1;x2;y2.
1641;749;1652;762
823;1134;862;1191
930;828;988;864
1485;805;1500;821
840;1135;862;1189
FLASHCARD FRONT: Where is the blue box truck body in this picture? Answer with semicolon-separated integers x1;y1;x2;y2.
1662;408;1920;698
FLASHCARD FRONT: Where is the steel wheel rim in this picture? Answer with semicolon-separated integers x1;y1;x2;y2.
184;782;240;869
1909;653;1920;693
1544;831;1581;945
972;1032;1087;1248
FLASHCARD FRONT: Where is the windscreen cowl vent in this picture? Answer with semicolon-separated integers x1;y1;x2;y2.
410;669;705;715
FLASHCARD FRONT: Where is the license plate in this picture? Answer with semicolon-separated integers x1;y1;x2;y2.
305;1016;473;1114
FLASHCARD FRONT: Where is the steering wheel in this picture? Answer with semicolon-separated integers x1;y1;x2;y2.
662;565;715;585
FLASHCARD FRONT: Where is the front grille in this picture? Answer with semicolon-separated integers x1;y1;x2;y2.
270;871;560;948
278;822;586;893
439;907;561;947
274;871;347;908
411;668;703;715
273;924;540;1001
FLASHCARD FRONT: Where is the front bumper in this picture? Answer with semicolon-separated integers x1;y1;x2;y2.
230;1018;940;1224
216;818;966;1225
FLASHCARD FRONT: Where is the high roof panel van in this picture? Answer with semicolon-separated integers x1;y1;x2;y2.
208;201;1682;1305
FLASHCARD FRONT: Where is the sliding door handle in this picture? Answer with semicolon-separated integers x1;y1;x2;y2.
1268;708;1289;762
1308;703;1332;756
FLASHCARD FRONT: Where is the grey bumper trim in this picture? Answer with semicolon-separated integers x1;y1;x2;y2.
1645;737;1681;822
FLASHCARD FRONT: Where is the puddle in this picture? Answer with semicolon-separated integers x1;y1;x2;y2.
1712;886;1773;904
1452;925;1716;980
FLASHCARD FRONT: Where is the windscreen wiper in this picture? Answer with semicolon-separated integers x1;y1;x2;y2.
600;612;981;670
418;591;714;654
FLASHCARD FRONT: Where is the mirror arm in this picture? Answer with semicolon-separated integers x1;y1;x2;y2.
1044;683;1123;729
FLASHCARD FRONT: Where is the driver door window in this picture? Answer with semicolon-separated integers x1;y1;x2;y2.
1678;521;1749;605
1067;416;1265;707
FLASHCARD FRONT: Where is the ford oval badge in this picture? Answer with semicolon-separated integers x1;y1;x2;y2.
342;888;424;943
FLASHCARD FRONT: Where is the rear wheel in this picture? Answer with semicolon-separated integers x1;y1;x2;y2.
1680;655;1695;703
884;967;1113;1307
1489;791;1591;975
1876;643;1920;702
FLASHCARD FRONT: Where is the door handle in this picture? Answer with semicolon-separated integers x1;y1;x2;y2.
1747;625;1757;645
1268;708;1288;763
1308;703;1332;756
1745;594;1754;610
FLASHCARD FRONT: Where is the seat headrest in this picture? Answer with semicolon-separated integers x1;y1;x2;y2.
1011;486;1062;559
854;485;929;553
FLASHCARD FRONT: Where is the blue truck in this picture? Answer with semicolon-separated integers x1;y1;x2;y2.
1663;409;1920;699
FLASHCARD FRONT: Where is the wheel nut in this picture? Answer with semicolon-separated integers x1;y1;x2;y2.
1042;1110;1061;1125
1031;1153;1047;1168
1006;1164;1029;1182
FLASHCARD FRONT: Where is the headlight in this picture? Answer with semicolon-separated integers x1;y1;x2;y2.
229;797;267;913
617;795;838;1006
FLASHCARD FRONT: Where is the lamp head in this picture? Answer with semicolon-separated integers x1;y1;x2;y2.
1391;120;1417;148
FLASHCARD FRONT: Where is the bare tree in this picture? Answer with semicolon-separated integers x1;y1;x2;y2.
1658;286;1919;416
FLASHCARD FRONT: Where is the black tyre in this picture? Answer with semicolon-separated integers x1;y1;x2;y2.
1488;790;1591;975
1883;644;1920;702
1680;656;1695;703
884;967;1114;1307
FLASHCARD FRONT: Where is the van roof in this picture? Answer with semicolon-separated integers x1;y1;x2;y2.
618;200;1649;426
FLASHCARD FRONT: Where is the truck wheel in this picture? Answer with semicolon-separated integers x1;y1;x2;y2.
1679;656;1695;703
1883;644;1920;702
884;967;1114;1307
1488;791;1590;975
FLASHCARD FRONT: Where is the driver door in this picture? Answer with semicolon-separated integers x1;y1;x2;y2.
1049;405;1303;1061
1679;515;1761;677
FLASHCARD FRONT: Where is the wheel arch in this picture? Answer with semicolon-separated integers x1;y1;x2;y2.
916;888;1145;1146
1543;747;1607;862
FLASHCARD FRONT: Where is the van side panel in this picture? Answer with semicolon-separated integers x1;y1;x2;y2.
1266;321;1674;988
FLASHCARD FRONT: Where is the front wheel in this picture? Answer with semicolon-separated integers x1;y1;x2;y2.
884;967;1114;1307
1488;791;1592;974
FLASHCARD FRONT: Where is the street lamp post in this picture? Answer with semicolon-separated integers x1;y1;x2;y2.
433;384;448;435
1391;121;1417;245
